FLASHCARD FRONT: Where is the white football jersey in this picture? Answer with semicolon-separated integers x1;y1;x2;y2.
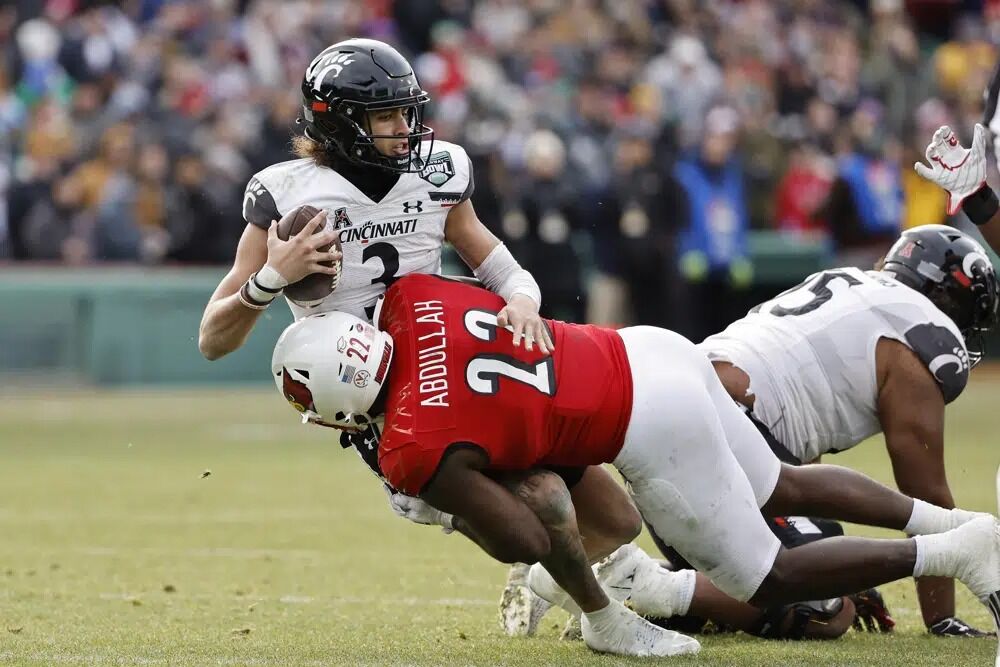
242;140;474;321
699;267;969;463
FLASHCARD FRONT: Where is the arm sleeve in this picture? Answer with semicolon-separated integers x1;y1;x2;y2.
472;242;542;307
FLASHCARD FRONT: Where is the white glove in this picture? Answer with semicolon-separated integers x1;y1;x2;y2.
384;486;455;533
914;123;989;215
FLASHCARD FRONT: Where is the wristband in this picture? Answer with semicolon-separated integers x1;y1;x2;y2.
246;273;280;303
255;264;288;290
961;185;999;226
238;282;271;310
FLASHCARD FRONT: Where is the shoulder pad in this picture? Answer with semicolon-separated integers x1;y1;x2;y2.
242;176;279;229
903;323;970;403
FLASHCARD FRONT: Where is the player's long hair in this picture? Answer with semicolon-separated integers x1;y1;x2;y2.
291;135;338;169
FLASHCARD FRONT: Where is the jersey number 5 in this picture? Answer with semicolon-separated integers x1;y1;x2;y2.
762;270;862;317
462;309;555;396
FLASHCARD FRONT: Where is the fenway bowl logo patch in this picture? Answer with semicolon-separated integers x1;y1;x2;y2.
419;151;455;187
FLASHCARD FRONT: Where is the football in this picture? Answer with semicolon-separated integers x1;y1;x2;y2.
276;204;342;306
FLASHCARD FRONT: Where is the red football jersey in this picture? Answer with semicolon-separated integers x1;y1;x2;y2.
376;274;633;495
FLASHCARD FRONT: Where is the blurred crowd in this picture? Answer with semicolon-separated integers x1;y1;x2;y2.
2;0;999;333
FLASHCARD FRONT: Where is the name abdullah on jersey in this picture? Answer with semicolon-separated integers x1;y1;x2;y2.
241;140;475;321
375;274;633;495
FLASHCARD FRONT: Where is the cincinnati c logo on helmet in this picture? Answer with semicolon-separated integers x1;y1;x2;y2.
306;51;356;92
281;368;317;414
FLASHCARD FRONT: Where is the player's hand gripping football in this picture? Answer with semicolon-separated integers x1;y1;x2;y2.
384;486;455;533
265;208;342;285
913;123;989;215
498;294;554;355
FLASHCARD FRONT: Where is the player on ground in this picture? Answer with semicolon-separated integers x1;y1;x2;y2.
639;224;1000;637
272;272;1000;658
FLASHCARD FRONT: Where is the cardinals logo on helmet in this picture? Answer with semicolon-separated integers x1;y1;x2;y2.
282;368;317;413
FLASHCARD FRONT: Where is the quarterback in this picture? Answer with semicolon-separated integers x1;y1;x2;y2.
197;38;551;359
271;272;1000;657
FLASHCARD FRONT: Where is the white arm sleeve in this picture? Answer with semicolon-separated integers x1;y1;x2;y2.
472;242;541;307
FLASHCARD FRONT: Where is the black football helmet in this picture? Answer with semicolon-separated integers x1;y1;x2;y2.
300;38;433;172
881;224;1000;365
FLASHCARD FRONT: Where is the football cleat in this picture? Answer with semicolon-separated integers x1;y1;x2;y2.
594;544;696;619
581;600;700;657
499;563;552;637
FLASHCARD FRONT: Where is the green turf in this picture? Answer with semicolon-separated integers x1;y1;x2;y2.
1;377;999;666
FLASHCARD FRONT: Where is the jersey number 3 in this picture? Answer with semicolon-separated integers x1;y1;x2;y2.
462;309;555;396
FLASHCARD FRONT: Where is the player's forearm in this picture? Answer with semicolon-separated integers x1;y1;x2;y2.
961;185;1000;251
976;210;1000;252
198;293;266;360
916;577;956;627
471;242;541;306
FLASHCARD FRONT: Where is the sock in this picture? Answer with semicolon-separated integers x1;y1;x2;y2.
913;533;956;578
905;499;985;535
581;600;619;629
674;569;696;617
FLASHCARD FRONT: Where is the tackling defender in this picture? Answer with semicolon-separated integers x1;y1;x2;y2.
271;272;1000;658
197;37;641;632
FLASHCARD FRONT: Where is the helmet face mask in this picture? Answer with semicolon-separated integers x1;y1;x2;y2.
301;38;434;173
881;225;1000;366
272;312;394;430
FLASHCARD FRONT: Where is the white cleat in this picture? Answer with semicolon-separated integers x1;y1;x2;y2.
560;614;582;642
581;599;700;657
594;543;696;618
593;544;644;602
527;562;583;617
945;516;1000;601
500;563;551;637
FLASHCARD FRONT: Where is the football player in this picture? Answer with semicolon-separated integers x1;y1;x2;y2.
198;38;552;358
633;224;999;638
271;271;1000;658
197;37;637;636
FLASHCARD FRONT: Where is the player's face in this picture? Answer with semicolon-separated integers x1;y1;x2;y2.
367;107;412;158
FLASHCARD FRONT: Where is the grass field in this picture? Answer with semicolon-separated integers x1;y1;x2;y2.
3;377;1000;666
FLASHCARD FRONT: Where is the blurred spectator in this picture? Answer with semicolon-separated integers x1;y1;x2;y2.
503;129;585;323
587;123;683;329
773;142;834;236
822;102;904;268
673;105;753;339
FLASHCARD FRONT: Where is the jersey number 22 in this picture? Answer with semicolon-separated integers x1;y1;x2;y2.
462;309;556;396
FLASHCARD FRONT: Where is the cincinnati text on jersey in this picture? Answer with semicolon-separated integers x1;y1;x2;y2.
338;218;419;244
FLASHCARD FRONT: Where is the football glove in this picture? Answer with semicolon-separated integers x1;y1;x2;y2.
928;616;995;638
913;123;989;215
384;486;455;533
849;588;896;633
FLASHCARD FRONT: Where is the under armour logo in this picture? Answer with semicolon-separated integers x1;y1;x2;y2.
403;200;423;213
